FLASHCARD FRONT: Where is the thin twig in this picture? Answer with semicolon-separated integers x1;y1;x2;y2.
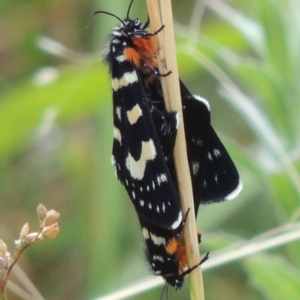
146;1;205;299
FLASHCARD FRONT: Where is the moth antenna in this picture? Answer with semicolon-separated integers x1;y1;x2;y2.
166;283;171;300
87;11;125;28
126;0;135;19
159;282;168;300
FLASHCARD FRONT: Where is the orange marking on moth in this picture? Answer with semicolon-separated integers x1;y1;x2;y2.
123;48;141;67
125;36;158;69
166;236;188;274
175;239;188;274
166;238;179;255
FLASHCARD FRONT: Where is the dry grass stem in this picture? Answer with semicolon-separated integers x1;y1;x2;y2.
146;0;205;299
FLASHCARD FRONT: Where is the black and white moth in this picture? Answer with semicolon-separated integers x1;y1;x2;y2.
89;0;242;289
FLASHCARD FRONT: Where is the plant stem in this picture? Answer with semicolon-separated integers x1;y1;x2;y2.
0;286;8;300
146;1;205;299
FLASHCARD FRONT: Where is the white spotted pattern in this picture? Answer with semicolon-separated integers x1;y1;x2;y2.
175;112;180;129
125;139;157;180
192;137;203;146
113;126;122;144
157;173;167;186
213;149;221;157
142;227;150;239
194;94;210;111
115;55;126;62
170;212;183;229
112;71;138;91
225;180;243;200
215;175;218;182
116;106;121;120
126;104;143;125
152;181;155;190
192;161;200;175
149;233;165;245
153;255;164;262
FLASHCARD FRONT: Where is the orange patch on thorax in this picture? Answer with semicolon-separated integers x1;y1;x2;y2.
175;238;187;274
166;236;188;275
166;238;179;255
123;36;157;69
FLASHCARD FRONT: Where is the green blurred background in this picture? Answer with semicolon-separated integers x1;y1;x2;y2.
1;0;300;299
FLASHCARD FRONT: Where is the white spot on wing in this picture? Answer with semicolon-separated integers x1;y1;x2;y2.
152;181;155;190
192;161;200;175
193;95;210;111
175;112;180;129
193;138;203;146
113;126;122;144
116;106;121;120
142;227;150;239
213;149;221;157
225;179;243;200
132;191;136;199
157;173;167;186
139;199;144;206
156;206;160;213
150;233;165;245
208;152;212;160
112;71;138;91
125;139;157;180
126;104;143;125
148;203;152;210
170;212;182;229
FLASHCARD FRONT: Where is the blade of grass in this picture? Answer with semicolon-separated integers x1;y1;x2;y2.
94;223;300;300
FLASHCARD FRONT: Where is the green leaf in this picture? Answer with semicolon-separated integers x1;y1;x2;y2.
0;64;110;162
246;254;300;299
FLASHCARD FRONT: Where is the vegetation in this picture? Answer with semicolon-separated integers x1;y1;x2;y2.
0;0;299;299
